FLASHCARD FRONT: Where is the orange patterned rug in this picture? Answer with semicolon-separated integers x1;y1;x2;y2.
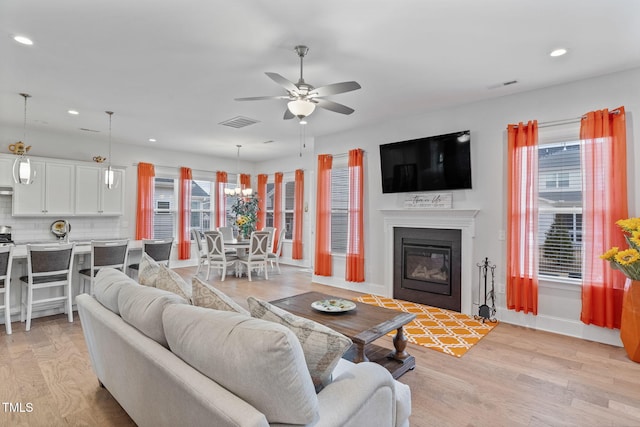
354;294;498;358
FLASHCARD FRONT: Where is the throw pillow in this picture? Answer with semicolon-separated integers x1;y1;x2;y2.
155;265;191;301
247;296;352;391
191;277;249;315
138;253;160;287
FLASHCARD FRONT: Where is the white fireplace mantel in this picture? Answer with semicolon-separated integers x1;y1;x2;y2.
380;209;479;315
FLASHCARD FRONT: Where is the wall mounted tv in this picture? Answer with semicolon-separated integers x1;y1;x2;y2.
379;130;472;194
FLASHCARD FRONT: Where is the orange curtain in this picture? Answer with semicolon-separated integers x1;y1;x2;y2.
506;121;539;315
580;106;628;329
135;162;155;240
178;167;192;260
314;155;333;276
240;173;251;190
273;172;283;253
256;174;268;230
346;149;365;282
215;171;227;228
292;169;304;260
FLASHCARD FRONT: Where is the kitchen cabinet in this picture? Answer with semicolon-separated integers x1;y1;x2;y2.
75;165;125;215
0;157;14;186
13;161;75;216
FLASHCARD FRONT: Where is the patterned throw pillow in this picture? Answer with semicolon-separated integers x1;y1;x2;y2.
247;296;352;391
191;277;249;315
155;265;191;301
138;253;160;287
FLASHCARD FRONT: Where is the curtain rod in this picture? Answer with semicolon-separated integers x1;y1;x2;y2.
327;149;367;159
132;163;304;177
512;108;621;129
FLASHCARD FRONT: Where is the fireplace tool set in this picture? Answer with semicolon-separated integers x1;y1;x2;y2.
475;257;497;323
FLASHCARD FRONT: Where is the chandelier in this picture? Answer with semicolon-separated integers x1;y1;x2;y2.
224;145;252;196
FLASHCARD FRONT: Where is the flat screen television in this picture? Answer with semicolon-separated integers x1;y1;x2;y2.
379;130;472;193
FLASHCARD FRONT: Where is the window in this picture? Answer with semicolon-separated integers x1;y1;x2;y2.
331;166;348;253
153;177;177;239
190;180;213;235
264;182;275;228
537;140;582;279
284;180;295;239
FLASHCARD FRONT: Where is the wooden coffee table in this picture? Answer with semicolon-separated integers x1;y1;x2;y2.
271;291;416;379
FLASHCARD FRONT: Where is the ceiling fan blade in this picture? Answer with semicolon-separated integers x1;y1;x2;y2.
283;108;295;120
310;81;361;97
313;98;355;115
234;95;289;101
265;72;299;94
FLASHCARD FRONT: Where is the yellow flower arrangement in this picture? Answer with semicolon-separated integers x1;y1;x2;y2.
231;195;259;238
601;217;640;280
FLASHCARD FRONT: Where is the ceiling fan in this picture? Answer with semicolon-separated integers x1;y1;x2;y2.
235;45;361;121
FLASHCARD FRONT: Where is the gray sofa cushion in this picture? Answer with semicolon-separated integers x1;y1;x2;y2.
94;268;138;314
163;304;318;425
119;284;188;348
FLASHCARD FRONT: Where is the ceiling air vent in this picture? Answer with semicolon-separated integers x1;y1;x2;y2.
219;116;260;129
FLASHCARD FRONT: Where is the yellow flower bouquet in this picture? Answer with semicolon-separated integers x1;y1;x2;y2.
601;217;640;280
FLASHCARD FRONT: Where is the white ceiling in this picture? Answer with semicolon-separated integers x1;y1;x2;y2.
2;0;640;162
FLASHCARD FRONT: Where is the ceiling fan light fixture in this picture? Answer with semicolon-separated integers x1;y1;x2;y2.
288;99;315;118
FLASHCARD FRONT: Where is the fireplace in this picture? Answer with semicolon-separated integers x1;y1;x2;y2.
381;209;478;315
394;227;462;311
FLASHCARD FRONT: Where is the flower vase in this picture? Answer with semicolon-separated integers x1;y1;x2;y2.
620;278;640;363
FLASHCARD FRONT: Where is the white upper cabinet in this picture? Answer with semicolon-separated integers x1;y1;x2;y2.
75;165;124;216
13;161;75;216
0;157;14;187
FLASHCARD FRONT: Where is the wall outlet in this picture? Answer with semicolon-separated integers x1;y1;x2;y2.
498;230;506;240
497;283;505;294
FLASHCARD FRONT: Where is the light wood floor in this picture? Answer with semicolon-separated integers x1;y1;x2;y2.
2;265;640;427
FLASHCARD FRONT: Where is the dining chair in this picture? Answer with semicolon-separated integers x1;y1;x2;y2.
204;231;238;281
20;243;75;331
0;245;14;334
128;238;173;278
262;226;277;253
217;226;234;242
237;231;270;281
191;229;208;276
267;228;286;274
79;239;129;296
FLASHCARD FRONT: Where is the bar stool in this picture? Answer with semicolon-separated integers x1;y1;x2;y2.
0;245;14;334
128;238;173;278
79;239;129;295
20;243;75;331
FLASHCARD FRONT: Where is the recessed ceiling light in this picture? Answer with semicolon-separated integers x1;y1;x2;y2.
68;110;79;115
550;48;567;57
148;138;156;142
13;35;33;45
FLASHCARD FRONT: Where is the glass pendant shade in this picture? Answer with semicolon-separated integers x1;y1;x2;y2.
104;166;116;189
13;156;36;185
287;99;316;118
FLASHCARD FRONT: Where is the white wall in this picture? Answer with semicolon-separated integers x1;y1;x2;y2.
311;67;640;346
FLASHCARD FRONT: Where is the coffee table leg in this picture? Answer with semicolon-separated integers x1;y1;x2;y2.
391;326;411;361
354;343;369;363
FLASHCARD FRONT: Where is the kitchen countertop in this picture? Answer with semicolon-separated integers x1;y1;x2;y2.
10;240;143;258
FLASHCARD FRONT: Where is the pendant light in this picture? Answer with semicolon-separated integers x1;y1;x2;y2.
224;145;252;196
104;111;117;189
12;93;36;185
